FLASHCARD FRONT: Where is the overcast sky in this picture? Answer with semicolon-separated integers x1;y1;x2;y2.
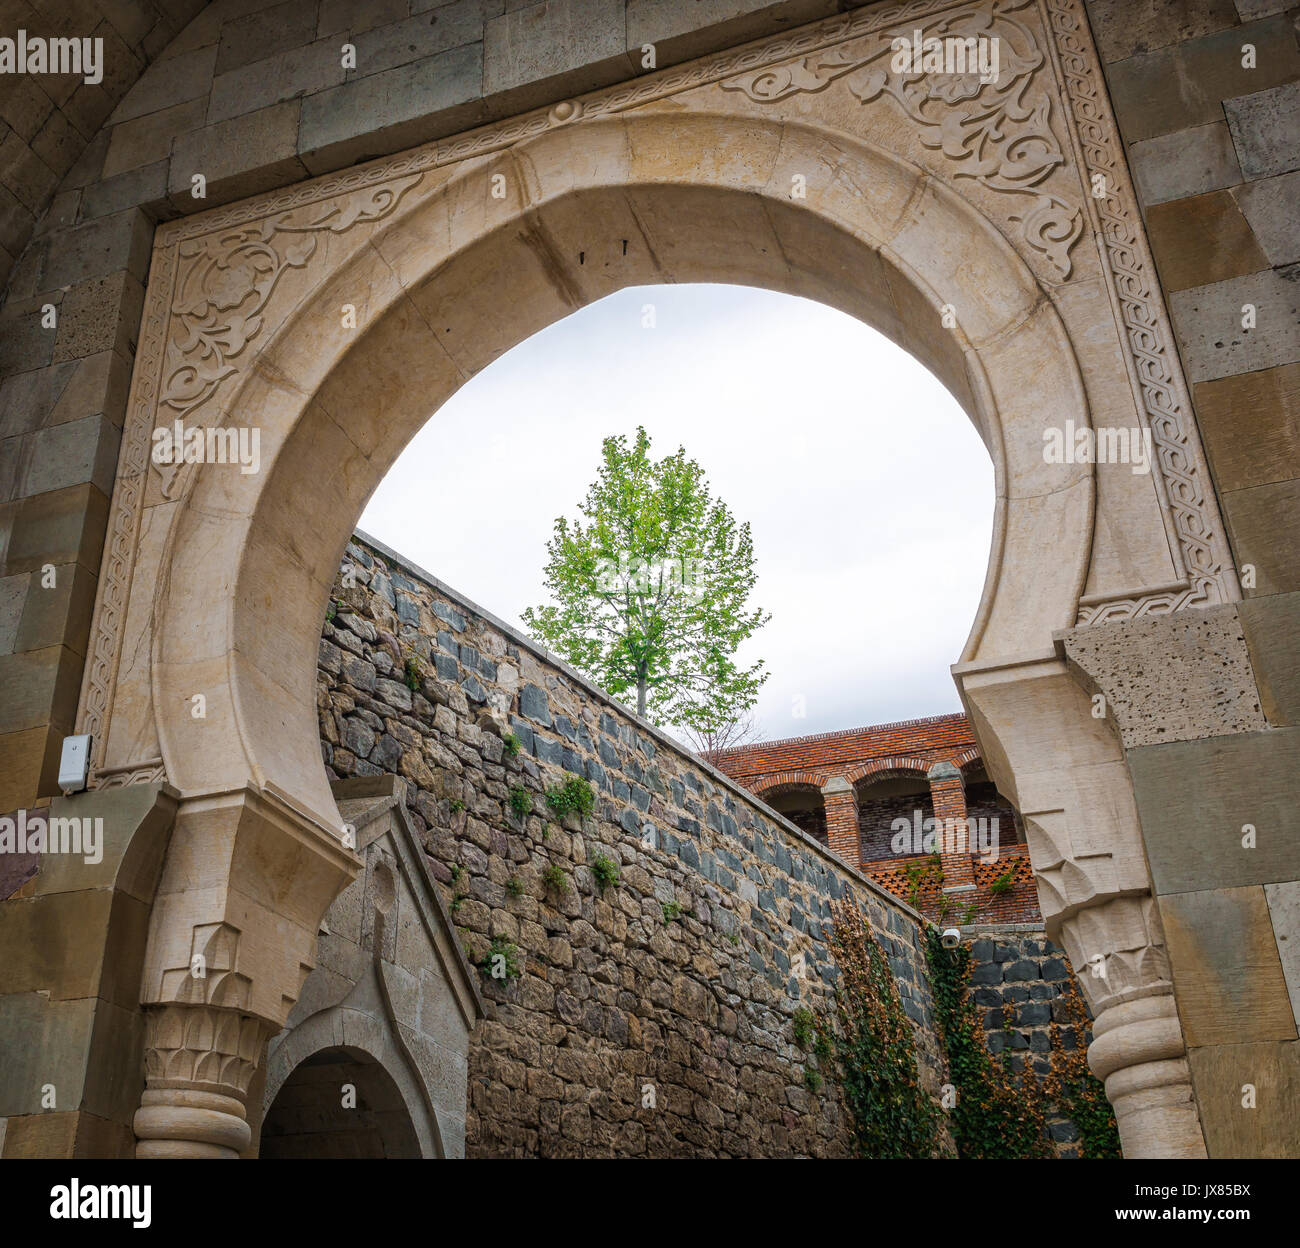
360;284;994;743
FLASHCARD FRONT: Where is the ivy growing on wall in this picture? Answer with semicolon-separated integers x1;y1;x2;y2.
1043;982;1123;1159
821;901;940;1158
924;931;1120;1158
924;929;1051;1157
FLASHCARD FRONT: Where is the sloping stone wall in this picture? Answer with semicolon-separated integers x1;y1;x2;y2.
317;533;948;1157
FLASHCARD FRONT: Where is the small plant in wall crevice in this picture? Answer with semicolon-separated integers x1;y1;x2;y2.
403;656;423;692
590;853;620;891
988;869;1016;896
792;1007;816;1050
508;786;533;819
542;861;568;894
545;773;595;821
478;936;522;982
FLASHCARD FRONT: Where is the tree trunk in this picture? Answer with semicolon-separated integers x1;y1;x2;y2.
637;678;647;719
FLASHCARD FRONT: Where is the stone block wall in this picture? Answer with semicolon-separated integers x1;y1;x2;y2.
967;928;1095;1158
1081;0;1300;1155
317;533;948;1157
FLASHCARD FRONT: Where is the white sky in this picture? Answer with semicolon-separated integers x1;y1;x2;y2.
360;284;994;741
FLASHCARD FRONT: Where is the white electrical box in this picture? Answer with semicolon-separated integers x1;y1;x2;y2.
58;734;91;795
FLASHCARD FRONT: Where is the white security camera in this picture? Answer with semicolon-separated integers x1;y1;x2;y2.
940;928;962;949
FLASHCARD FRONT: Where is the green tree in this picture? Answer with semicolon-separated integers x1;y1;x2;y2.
522;427;770;735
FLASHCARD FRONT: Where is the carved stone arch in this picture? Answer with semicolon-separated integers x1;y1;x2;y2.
67;4;1231;1158
73;109;1096;832
258;1022;441;1159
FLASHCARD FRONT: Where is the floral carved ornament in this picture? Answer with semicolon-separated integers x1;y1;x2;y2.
722;0;1083;279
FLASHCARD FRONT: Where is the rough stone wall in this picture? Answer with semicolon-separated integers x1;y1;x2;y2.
318;534;948;1157
967;928;1094;1158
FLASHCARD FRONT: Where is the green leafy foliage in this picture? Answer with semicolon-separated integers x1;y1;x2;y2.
924;929;1051;1158
822;902;939;1158
478;936;522;981
508;786;533;819
542;861;568;893
590;853;620;890
544;774;594;821
661;900;685;923
904;856;944;909
792;1007;816;1050
1043;983;1122;1159
403;656;422;692
505;875;525;898
502;732;522;757
988;868;1016;896
521;426;770;734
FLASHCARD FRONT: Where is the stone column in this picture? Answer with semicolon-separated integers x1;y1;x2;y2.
135;1005;274;1158
956;653;1207;1159
927;761;976;891
133;786;359;1158
821;777;861;869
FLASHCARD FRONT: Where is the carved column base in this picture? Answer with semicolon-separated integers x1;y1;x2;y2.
1088;994;1207;1159
135;1089;250;1159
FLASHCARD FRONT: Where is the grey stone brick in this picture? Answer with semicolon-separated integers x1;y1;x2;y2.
298;43;485;172
216;0;322;76
1169;267;1300;383
168;101;309;206
483;0;634;98
1106;16;1300;143
1128;122;1242;206
1226;80;1300;180
102;97;207;179
19;414;119;498
519;683;551;726
111;43;217;124
353;1;488;78
41;209;153;289
207;36;348;125
1234;171;1300;267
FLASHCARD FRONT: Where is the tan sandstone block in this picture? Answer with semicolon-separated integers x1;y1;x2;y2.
1223;478;1300;596
0;725;61;810
1264;881;1300;1030
1130;728;1300;894
1160;886;1297;1047
1193;362;1300;494
1188;1040;1300;1158
0;890;115;1000
1146;190;1269;292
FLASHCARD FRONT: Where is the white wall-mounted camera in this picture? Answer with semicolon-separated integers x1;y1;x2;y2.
940;928;962;949
58;733;91;795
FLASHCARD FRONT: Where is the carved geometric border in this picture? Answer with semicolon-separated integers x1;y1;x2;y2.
76;0;1233;787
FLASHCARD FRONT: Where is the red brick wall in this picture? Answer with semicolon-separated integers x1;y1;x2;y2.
715;714;1042;926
